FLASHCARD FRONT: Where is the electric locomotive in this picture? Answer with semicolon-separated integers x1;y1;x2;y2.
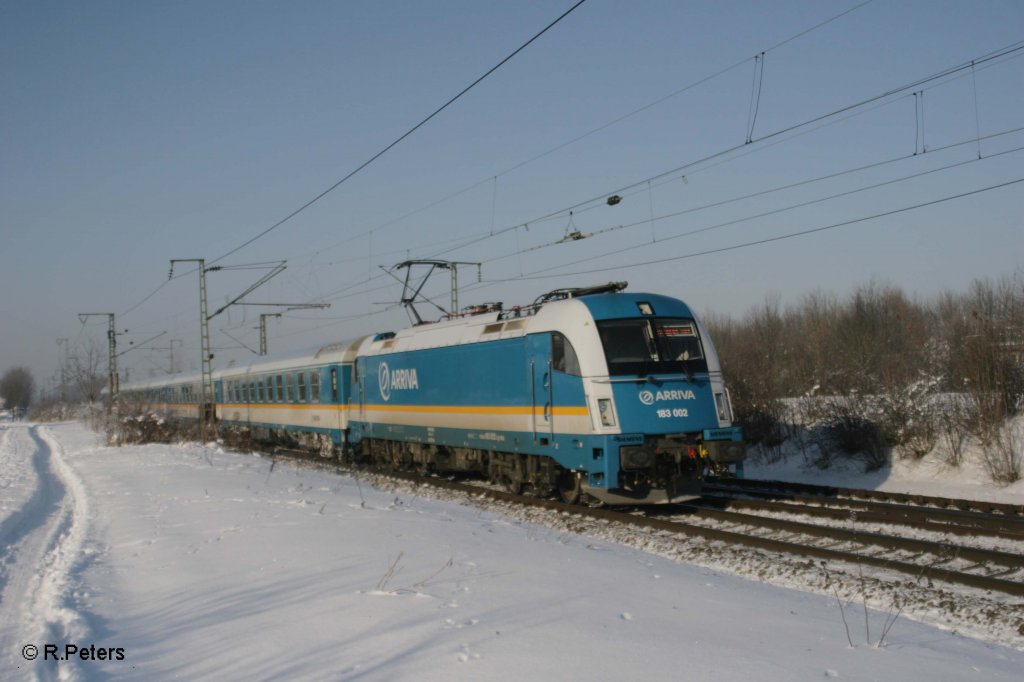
347;282;744;504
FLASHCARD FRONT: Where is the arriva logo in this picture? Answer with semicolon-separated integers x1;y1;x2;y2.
378;361;419;402
639;389;696;405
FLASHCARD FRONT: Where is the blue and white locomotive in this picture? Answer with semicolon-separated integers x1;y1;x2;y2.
123;283;745;505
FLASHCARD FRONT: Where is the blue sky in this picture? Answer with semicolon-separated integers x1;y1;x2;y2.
2;0;1022;390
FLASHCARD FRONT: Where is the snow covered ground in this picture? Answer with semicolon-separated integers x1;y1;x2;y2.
1;422;1021;681
743;429;1024;505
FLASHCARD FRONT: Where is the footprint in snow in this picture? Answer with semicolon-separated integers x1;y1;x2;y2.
457;643;480;663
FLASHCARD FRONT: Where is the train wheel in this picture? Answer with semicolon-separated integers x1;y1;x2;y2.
502;476;523;495
558;471;581;505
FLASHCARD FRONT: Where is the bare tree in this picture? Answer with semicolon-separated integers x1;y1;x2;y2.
1;367;35;414
68;339;107;402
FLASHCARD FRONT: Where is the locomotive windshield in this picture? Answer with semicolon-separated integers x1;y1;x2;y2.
597;318;709;376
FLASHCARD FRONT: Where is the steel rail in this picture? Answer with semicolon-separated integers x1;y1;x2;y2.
695;493;1024;541
655;503;1024;570
369;468;1024;597
706;477;1024;517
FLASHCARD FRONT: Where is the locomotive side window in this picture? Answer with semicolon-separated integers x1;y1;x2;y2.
598;318;708;376
551;333;581;376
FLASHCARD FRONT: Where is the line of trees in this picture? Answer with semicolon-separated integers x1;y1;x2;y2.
705;275;1024;482
1;367;35;416
3;338;109;421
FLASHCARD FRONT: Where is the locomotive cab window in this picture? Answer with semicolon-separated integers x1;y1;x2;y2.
551;332;581;376
597;318;708;376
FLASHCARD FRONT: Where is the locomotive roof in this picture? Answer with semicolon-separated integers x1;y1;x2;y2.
360;291;699;356
573;291;696;320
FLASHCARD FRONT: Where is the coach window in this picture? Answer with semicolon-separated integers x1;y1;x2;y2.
286;374;293;402
310;371;321;403
297;372;307;402
250;381;256;403
330;368;339;403
551;332;581;376
257;379;264;402
276;375;284;402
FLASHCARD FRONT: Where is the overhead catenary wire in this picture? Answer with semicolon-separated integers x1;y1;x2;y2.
447;139;1024;287
289;124;1024;313
123;2;893;324
113;9;1021;361
116;0;590;321
280;169;1023;324
481;177;1024;283
204;0;591;268
521;39;1024;227
284;0;878;265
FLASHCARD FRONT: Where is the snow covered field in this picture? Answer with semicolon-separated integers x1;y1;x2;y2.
1;422;1021;681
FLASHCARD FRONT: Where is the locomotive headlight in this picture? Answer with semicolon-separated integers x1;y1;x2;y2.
714;392;732;423
597;398;616;427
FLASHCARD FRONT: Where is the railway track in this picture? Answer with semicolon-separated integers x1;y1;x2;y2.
264;447;1024;598
346;466;1024;598
705;476;1024;519
694;488;1024;541
646;501;1024;596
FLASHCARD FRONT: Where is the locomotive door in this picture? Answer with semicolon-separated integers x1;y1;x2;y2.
528;334;555;443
